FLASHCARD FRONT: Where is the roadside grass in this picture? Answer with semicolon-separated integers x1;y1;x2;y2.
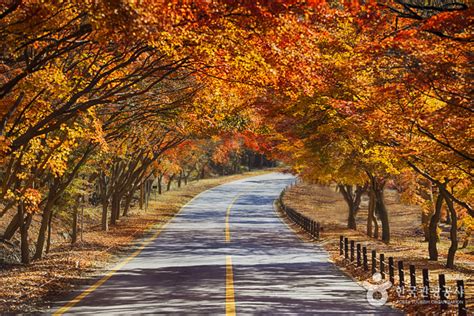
280;182;473;314
0;169;273;313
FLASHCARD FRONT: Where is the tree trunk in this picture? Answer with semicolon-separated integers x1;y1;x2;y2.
139;182;144;210
46;209;53;253
3;212;20;240
167;174;175;191
19;203;32;264
33;197;56;260
373;212;379;238
422;209;431;242
442;189;458;268
101;200;109;231
419;180;434;242
339;184;366;230
145;180;151;212
122;191;133;217
367;182;378;238
178;171;182;188
99;172;109;231
80;201;84;242
146;179;151;202
158;174;162;194
110;193;121;225
34;149;91;257
428;193;443;260
110;197;117;225
116;193;121;221
71;204;78;245
339;185;357;230
21;215;33;264
367;189;373;237
348;207;357;230
367;175;386;241
374;183;390;243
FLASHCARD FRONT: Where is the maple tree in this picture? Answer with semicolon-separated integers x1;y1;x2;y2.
0;0;471;271
0;0;291;263
352;0;472;267
256;0;471;266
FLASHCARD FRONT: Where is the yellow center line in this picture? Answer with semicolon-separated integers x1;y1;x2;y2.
225;255;236;316
225;194;240;315
225;194;241;243
53;189;209;315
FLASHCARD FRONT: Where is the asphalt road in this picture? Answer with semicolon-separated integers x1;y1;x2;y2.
53;172;400;315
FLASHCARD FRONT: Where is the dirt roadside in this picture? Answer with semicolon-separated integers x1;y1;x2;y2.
279;182;473;315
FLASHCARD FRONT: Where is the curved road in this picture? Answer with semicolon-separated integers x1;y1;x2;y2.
53;173;400;315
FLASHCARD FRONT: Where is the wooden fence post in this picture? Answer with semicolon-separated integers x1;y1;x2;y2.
409;265;416;296
363;247;368;271
439;274;447;310
350;240;355;262
371;250;376;275
398;261;405;289
457;280;467;316
379;253;385;279
388;257;394;285
422;268;430;301
356;244;361;267
344;237;349;260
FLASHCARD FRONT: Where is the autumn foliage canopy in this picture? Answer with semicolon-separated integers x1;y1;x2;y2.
0;0;472;267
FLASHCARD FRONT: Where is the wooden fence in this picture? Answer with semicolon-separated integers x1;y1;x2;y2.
278;180;468;315
278;181;321;240
339;235;468;315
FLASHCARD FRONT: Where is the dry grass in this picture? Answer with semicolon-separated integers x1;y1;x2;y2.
0;169;272;313
281;183;473;315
